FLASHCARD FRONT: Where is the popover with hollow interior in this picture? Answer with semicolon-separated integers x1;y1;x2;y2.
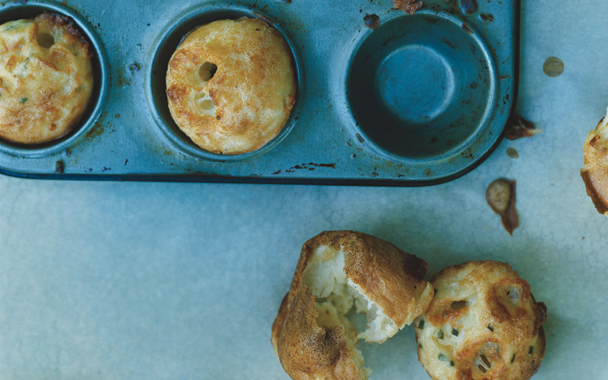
0;13;93;144
581;107;608;217
415;261;547;380
166;18;297;155
271;231;434;380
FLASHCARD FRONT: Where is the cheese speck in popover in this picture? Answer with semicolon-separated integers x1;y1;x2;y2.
166;18;297;155
0;13;94;145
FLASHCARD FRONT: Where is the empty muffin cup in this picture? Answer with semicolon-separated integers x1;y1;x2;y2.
346;10;499;180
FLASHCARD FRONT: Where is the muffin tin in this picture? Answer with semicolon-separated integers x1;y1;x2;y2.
0;0;518;185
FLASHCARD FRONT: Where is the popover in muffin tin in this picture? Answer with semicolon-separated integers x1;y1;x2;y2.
0;13;93;145
166;18;297;155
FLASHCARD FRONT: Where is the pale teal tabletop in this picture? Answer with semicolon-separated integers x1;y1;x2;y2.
1;0;606;379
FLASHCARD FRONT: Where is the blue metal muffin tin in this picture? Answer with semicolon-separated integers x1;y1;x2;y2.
0;0;518;185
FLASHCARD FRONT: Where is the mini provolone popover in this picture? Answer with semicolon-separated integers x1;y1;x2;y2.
581;108;608;216
0;13;93;144
415;261;547;380
271;231;434;379
166;18;297;155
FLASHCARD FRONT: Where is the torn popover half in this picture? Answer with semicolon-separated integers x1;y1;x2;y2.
271;231;434;379
581;108;608;216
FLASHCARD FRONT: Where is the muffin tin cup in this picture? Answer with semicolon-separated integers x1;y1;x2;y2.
345;10;497;166
0;0;110;158
0;0;517;185
145;3;305;162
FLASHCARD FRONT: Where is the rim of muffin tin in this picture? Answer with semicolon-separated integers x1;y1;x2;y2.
0;0;110;158
146;3;304;162
341;9;500;179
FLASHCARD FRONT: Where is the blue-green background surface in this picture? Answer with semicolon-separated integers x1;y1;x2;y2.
0;0;606;379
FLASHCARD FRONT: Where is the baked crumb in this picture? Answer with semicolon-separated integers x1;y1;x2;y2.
394;0;424;15
363;14;381;30
505;115;541;141
486;179;518;236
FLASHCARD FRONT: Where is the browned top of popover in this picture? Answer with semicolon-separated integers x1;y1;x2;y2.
166;18;296;155
0;13;93;144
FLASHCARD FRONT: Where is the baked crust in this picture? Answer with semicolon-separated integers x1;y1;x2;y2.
0;13;93;144
272;287;364;380
166;18;296;155
581;112;608;216
393;0;424;15
272;231;434;379
415;261;547;380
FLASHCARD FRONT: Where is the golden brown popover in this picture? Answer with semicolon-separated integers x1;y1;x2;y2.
272;231;434;379
415;261;547;380
166;18;296;155
0;13;93;144
581;109;608;216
